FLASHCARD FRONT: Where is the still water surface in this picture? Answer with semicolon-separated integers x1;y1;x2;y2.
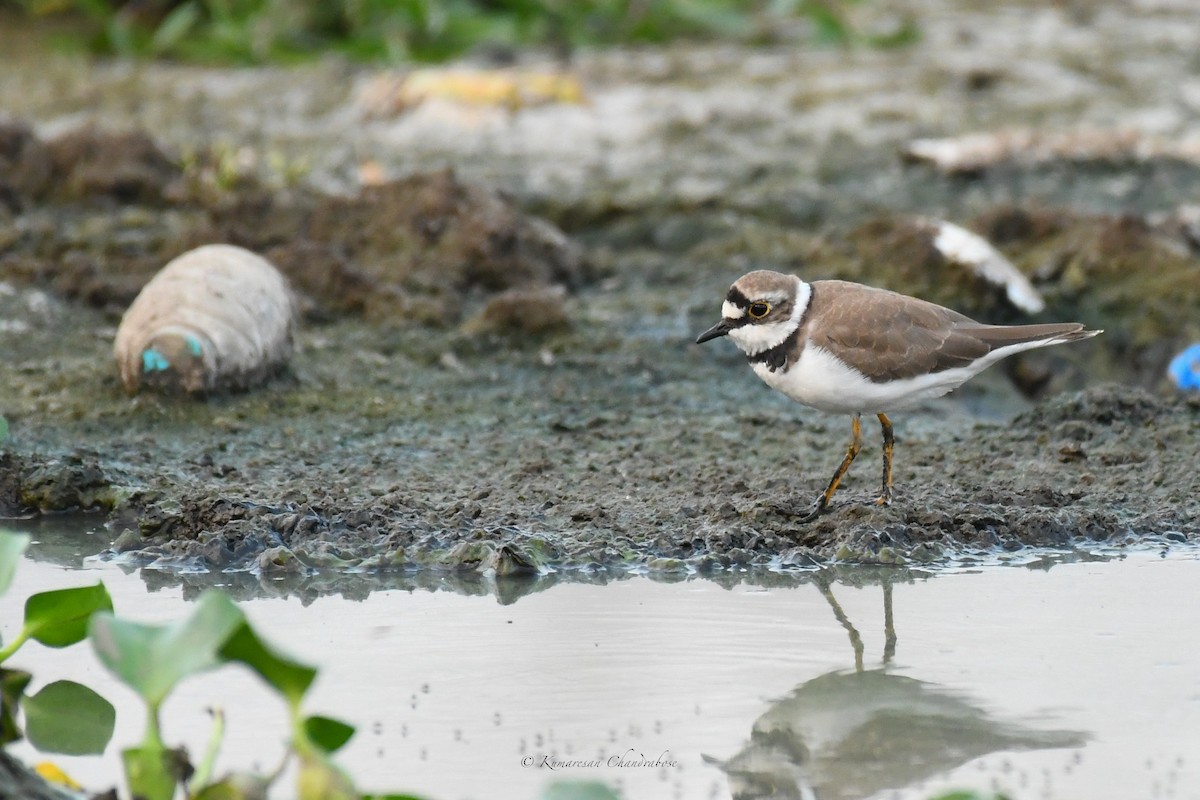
2;519;1198;800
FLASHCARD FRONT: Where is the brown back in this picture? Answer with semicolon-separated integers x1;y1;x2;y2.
805;280;1088;382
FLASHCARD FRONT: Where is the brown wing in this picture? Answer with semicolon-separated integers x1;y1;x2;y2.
806;280;1086;382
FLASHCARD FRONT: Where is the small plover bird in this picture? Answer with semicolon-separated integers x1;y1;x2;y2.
696;270;1100;521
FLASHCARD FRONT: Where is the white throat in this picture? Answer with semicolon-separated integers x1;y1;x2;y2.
728;277;811;356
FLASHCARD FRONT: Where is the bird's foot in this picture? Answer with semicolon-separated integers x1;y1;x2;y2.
774;495;828;522
872;487;893;507
797;505;825;523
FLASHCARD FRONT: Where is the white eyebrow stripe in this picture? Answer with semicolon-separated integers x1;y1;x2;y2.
721;300;744;319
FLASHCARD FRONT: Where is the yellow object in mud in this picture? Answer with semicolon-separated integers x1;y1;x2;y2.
359;68;587;116
34;761;83;790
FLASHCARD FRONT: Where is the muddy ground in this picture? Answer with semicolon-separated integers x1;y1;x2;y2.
2;1;1200;584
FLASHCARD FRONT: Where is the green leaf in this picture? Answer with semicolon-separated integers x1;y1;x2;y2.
801;0;853;45
541;781;621;800
0;531;30;596
0;667;32;745
303;715;355;754
123;744;188;800
150;1;202;54
90;590;245;708
24;679;115;755
219;621;317;709
25;581;113;648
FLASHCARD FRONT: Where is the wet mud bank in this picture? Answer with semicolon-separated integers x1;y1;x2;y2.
4;0;1200;579
2;126;1199;576
2;335;1198;574
2;127;1200;575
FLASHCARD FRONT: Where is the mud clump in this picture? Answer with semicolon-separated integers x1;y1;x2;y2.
260;240;377;318
0;452;118;514
0;123;183;206
0;121;52;212
460;285;570;335
44;126;179;204
0;454;23;515
1015;382;1178;429
290;169;588;322
256;170;589;323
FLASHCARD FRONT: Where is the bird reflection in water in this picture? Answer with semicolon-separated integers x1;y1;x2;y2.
707;571;1086;800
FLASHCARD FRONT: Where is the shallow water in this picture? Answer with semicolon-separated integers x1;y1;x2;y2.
3;520;1199;800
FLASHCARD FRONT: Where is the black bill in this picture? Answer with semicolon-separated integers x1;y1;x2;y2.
695;319;734;344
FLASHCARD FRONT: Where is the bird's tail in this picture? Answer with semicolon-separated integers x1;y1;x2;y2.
962;322;1102;349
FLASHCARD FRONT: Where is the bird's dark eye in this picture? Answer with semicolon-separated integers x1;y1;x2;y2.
748;301;771;319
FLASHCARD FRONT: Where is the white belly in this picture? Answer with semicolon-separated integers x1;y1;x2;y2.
751;344;994;414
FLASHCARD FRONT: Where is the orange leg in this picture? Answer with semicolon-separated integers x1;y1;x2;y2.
799;414;862;522
876;412;894;506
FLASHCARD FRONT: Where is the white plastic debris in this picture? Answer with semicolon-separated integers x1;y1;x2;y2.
923;219;1045;314
114;244;297;394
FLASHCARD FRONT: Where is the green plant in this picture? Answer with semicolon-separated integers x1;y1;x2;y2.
0;531;116;756
11;0;918;64
88;588;385;800
1;529;425;799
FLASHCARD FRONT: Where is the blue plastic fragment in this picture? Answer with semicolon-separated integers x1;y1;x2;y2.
185;335;204;357
142;348;170;373
1168;343;1200;391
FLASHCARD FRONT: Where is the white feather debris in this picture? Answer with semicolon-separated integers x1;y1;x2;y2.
903;129;1200;174
924;219;1045;314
